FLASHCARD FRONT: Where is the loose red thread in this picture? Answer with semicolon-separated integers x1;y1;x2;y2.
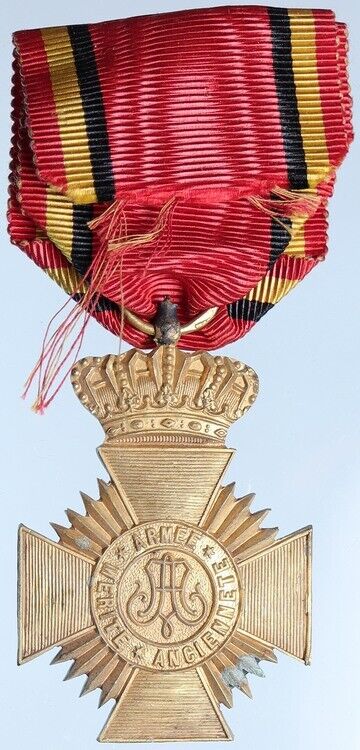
23;197;177;412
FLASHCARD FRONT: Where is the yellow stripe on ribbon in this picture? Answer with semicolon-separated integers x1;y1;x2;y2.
41;27;96;203
45;189;74;261
285;223;306;258
288;10;330;187
246;269;300;306
46;266;86;296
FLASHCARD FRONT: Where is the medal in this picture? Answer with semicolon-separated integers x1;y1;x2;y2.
10;5;352;744
19;344;311;741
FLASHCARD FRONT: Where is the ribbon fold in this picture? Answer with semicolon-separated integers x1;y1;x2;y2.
8;6;352;356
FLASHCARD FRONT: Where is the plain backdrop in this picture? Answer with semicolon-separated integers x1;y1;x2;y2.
0;1;359;749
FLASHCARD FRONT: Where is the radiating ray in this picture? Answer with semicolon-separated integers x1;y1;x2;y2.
66;509;111;549
215;494;255;542
200;483;236;531
209;654;252;699
226;509;271;553
51;479;137;558
50;522;101;560
81;653;120;696
239;679;252;698
97;478;137;530
229;630;277;663
51;627;137;703
221;646;243;667
203;620;277;705
81;492;121;538
197;664;233;708
99;661;136;706
221;638;249;661
212;651;237;671
197;485;281;706
65;643;110;681
200;485;278;569
51;627;99;664
234;527;278;562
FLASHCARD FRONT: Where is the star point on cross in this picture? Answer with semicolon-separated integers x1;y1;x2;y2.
202;544;215;558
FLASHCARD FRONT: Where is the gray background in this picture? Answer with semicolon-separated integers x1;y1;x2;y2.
0;1;359;748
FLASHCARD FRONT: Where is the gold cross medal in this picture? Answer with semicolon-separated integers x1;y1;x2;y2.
18;336;312;743
10;5;352;746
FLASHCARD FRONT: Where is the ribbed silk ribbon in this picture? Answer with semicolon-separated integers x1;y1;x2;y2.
9;6;352;356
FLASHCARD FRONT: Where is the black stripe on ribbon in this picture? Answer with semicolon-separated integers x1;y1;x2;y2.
72;207;117;311
67;24;115;202
227;211;291;320
227;298;274;322
72;292;118;312
269;215;292;268
72;204;93;277
268;8;308;190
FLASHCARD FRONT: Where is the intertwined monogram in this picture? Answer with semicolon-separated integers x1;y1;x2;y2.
126;553;208;639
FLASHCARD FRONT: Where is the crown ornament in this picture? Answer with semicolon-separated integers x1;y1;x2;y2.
71;346;258;444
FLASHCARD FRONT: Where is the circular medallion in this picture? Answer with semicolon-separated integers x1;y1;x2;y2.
91;520;241;671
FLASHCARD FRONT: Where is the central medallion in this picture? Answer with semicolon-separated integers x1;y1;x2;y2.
91;520;241;671
119;550;212;643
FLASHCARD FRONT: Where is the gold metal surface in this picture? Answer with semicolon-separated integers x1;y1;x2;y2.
123;305;219;337
18;346;312;743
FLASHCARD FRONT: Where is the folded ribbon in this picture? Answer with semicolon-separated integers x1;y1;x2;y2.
9;5;352;352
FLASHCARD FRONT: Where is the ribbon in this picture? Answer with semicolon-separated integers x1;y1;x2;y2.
8;6;352;365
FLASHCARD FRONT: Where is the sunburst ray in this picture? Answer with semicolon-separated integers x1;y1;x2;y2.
51;479;136;559
99;662;137;707
47;490;141;706
213;494;256;541
209;654;252;699
197;663;233;708
200;483;278;561
97;478;137;529
228;631;277;663
52;628;137;705
65;508;112;549
51;627;99;664
50;523;101;561
200;482;237;531
81;654;120;697
65;643;110;681
80;492;122;538
233;527;278;562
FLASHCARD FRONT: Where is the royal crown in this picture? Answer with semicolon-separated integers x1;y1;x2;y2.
71;346;258;444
